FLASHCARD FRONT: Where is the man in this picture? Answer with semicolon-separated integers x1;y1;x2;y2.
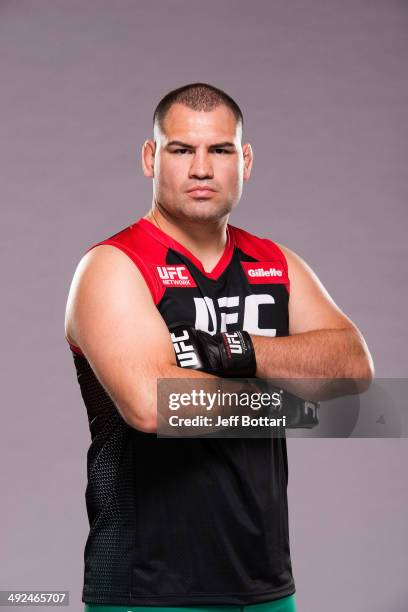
65;83;374;612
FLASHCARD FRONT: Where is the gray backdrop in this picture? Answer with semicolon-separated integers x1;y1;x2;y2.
1;1;407;611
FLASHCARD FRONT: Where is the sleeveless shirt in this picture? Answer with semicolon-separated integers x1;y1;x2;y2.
66;217;296;606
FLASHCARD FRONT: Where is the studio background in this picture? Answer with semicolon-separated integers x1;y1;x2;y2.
1;1;407;611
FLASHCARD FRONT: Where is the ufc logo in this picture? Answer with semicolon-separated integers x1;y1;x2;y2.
170;329;199;368
194;295;277;336
303;401;319;420
157;266;189;281
224;332;243;354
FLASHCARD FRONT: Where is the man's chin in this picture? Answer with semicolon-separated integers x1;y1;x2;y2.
179;200;234;222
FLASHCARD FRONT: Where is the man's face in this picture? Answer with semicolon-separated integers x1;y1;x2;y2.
146;103;251;223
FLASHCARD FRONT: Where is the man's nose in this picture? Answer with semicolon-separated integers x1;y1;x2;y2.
188;150;214;179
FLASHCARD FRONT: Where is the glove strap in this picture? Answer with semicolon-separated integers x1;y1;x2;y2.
217;330;257;377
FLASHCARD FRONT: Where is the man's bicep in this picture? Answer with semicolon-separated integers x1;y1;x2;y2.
66;245;176;429
277;244;357;335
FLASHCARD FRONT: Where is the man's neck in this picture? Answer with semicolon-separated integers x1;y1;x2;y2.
143;208;229;273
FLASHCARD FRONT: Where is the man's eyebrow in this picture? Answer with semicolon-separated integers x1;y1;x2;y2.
166;140;236;149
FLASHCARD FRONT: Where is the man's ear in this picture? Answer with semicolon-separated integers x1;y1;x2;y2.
141;139;156;178
242;143;253;181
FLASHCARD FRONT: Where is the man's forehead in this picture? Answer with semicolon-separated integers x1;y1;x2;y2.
159;103;240;144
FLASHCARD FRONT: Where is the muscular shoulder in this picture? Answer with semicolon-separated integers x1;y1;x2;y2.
274;242;316;279
273;241;357;334
64;244;153;348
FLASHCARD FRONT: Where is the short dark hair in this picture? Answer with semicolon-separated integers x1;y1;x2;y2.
153;82;243;135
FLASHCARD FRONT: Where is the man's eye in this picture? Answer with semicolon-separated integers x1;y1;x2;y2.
172;148;229;155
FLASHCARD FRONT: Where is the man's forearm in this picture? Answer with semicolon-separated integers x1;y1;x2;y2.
135;364;260;434
251;327;374;400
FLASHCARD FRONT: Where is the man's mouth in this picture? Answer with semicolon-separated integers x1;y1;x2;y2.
187;187;216;198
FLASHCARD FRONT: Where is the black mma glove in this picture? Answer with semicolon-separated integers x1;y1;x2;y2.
169;323;257;378
255;380;320;428
277;387;320;428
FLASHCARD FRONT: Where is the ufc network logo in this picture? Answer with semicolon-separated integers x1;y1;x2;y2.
194;295;277;336
156;265;196;287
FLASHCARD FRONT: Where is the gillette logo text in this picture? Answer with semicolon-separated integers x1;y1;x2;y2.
248;267;283;278
241;261;288;285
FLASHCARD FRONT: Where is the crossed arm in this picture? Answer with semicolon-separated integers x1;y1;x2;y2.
251;243;374;398
64;244;374;433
